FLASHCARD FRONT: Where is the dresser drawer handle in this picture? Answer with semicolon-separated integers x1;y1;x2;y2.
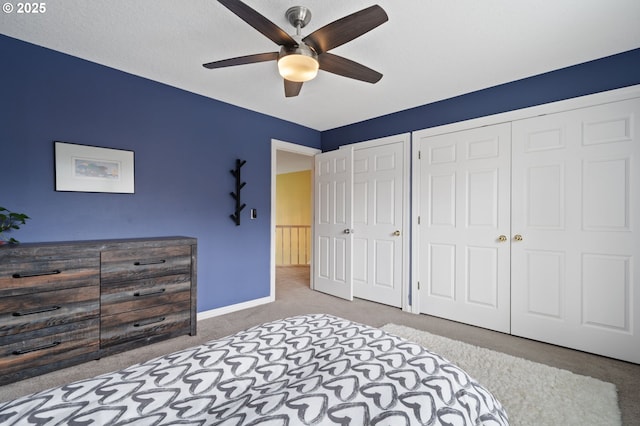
133;260;166;266
13;341;61;355
12;305;62;316
133;317;166;328
12;270;61;279
133;288;166;297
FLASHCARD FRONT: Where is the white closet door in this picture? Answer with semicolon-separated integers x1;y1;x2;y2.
416;123;511;333
313;148;353;300
511;98;640;364
352;136;407;308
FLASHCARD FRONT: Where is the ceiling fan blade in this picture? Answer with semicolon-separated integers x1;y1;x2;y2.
318;53;382;84
284;80;303;97
203;52;278;69
302;5;388;54
218;0;296;46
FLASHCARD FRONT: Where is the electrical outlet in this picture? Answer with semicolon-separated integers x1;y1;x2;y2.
250;208;257;219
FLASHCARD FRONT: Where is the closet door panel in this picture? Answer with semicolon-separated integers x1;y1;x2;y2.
352;136;408;308
417;123;511;333
511;97;640;364
313;148;353;301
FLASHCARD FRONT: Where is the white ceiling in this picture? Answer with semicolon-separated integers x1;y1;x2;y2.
2;0;639;131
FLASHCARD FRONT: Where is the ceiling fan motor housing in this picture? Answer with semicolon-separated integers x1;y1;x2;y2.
278;36;318;82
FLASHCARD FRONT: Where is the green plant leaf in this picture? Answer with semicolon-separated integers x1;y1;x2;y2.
0;207;29;244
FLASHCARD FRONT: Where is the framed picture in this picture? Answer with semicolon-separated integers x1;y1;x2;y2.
54;142;135;193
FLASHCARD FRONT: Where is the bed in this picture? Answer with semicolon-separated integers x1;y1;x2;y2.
0;314;508;425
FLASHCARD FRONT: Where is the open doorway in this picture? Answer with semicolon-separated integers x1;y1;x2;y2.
270;140;320;299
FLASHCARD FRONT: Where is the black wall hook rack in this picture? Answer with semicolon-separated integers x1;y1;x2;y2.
229;159;246;226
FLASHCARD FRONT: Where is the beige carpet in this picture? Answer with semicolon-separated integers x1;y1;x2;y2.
382;324;621;426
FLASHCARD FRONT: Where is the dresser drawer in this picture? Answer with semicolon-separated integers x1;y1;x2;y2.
100;300;191;349
101;275;191;316
0;318;100;384
0;254;99;297
101;245;192;284
0;286;100;337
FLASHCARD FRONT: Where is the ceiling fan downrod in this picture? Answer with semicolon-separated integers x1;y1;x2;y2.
285;6;312;36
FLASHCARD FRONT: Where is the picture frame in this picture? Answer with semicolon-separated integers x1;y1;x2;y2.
54;141;135;193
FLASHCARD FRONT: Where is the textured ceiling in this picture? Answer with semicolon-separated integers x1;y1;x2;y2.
2;0;640;130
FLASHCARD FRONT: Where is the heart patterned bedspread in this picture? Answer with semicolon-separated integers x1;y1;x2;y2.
0;313;509;425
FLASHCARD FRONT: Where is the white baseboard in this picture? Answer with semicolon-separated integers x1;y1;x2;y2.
196;296;274;321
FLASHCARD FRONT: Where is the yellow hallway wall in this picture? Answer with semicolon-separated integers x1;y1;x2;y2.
276;170;311;265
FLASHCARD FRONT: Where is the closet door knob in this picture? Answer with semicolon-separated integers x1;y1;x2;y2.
514;234;523;241
343;229;352;234
393;230;401;236
498;235;507;242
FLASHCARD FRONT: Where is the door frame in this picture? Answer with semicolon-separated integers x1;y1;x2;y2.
270;139;321;300
411;84;640;314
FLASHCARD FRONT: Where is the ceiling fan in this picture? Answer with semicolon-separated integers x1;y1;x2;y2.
203;0;388;97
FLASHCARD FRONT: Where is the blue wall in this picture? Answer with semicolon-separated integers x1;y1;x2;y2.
322;48;640;150
3;33;640;314
0;35;321;312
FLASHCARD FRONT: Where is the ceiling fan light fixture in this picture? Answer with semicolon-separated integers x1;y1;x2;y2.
278;45;319;82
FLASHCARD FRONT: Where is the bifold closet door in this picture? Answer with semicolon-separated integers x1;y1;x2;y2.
511;98;640;364
313;134;410;308
416;123;511;333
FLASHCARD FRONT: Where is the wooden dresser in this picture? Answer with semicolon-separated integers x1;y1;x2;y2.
0;236;197;385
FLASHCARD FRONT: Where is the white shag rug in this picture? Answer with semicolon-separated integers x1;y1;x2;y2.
381;324;621;426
